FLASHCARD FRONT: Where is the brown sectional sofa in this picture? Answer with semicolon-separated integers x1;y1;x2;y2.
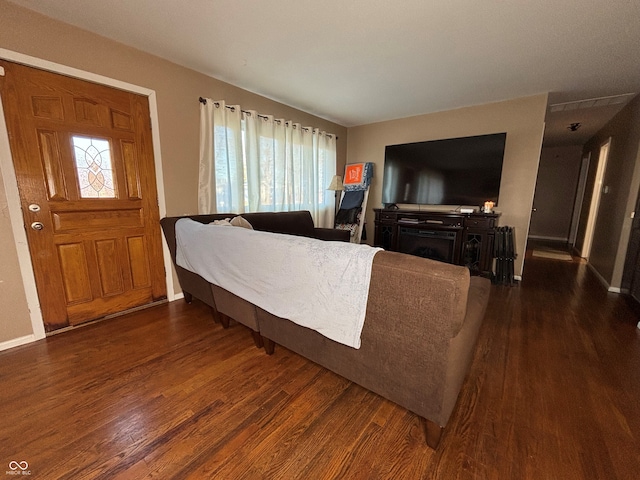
161;211;491;449
160;211;349;346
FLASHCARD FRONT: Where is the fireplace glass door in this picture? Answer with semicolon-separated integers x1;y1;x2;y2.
398;227;457;263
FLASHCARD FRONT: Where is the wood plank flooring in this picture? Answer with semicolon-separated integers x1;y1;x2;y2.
1;246;639;479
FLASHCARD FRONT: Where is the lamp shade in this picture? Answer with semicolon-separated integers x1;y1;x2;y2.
327;175;344;191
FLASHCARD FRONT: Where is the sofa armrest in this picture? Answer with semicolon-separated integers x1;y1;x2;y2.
314;227;350;242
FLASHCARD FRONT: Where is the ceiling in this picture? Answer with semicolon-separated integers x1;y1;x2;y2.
10;0;640;146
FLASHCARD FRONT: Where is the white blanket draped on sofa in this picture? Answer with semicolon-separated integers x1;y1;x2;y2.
175;218;382;348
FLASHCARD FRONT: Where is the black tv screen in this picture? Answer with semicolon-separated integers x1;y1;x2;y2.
382;133;506;207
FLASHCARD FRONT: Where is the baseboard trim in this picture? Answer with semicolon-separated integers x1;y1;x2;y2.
587;262;609;289
0;334;37;352
586;262;622;293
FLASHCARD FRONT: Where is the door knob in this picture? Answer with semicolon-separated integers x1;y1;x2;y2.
31;222;44;231
532;208;537;212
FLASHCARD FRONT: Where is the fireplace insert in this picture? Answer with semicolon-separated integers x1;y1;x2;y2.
398;227;458;263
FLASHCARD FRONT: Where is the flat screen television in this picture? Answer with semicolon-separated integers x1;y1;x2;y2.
382;133;506;208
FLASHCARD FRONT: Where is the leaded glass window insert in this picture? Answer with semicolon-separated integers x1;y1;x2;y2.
72;136;116;198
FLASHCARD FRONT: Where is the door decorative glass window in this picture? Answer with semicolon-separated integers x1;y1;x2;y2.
72;135;116;198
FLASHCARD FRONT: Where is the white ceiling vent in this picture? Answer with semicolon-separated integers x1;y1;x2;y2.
550;93;635;113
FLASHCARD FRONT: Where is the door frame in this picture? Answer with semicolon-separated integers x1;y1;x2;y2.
569;152;591;247
0;48;176;345
581;138;611;259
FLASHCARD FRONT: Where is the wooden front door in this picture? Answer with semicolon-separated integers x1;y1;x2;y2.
0;60;166;331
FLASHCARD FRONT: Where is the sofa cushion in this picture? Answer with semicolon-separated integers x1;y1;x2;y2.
230;216;254;229
210;218;233;226
241;211;316;237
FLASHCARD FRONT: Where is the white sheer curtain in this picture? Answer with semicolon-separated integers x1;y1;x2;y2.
198;100;244;214
198;99;336;227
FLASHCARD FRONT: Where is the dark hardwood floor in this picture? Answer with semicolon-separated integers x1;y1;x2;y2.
1;245;639;479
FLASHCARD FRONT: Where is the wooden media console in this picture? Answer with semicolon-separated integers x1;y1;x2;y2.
373;208;500;276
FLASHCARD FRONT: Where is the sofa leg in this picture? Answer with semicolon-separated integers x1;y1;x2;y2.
183;291;193;304
208;306;221;324
251;331;264;348
209;307;231;328
263;337;275;355
423;418;443;449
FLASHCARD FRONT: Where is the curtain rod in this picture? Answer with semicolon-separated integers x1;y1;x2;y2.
198;97;337;139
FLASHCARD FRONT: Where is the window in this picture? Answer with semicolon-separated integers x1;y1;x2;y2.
72;135;115;198
200;100;336;227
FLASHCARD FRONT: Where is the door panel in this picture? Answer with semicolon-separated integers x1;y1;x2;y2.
52;208;144;231
95;239;125;296
0;60;166;331
58;243;93;304
127;236;151;288
38;129;69;200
